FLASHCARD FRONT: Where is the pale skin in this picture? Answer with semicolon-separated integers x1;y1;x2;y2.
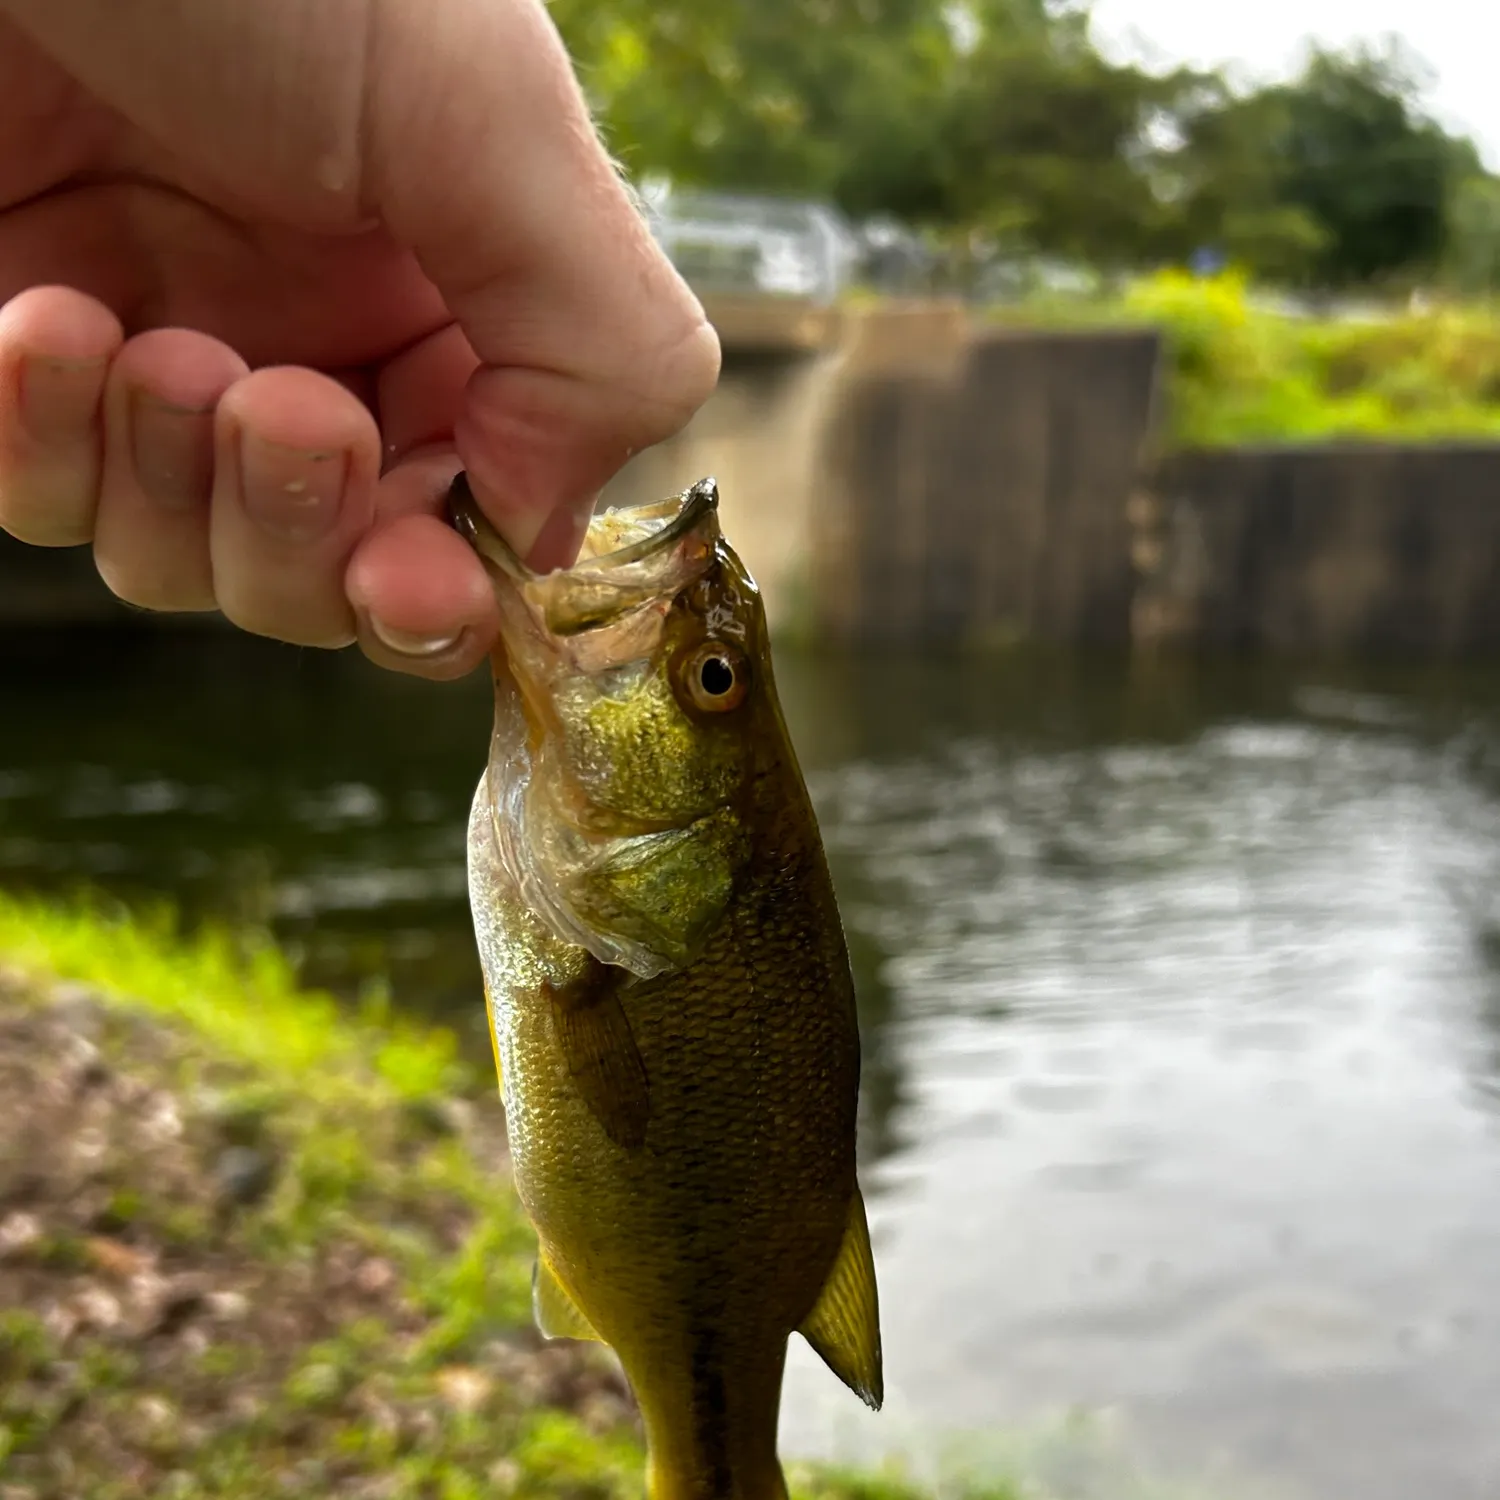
0;0;721;680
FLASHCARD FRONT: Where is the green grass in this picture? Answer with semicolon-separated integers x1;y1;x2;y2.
0;890;1035;1500
0;890;463;1101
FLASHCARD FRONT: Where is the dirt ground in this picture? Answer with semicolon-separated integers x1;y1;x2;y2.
0;973;637;1500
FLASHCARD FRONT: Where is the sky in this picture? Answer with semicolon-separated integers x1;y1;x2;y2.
1088;0;1500;168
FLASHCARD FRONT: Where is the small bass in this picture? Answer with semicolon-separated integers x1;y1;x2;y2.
451;475;881;1500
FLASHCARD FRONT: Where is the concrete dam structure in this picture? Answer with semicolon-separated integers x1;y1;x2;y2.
4;295;1500;659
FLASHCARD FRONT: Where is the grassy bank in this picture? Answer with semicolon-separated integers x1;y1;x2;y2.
0;893;1018;1500
994;270;1500;448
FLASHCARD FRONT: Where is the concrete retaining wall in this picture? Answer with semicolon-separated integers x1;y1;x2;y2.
811;324;1160;647
1134;445;1500;658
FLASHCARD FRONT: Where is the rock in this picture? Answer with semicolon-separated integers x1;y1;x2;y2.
206;1289;250;1322
352;1256;395;1296
435;1364;493;1415
211;1146;276;1208
72;1285;123;1332
43;1301;79;1343
128;1393;182;1456
0;1210;42;1260
486;1459;522;1495
578;1390;629;1434
177;1325;209;1358
49;981;105;1025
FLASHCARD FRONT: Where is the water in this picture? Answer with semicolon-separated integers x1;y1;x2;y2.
6;629;1500;1499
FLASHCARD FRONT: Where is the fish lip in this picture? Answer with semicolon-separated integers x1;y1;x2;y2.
446;473;720;584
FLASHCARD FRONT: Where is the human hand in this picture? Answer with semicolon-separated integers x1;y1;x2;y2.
0;0;719;678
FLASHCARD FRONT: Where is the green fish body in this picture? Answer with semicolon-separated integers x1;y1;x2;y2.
454;476;881;1500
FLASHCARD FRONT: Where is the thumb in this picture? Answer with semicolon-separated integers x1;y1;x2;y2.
362;0;721;560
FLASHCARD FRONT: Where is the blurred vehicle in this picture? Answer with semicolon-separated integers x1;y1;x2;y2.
853;216;939;295
640;185;859;305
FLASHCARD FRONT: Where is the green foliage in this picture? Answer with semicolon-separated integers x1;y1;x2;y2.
936;7;1193;266
1114;270;1500;445
550;0;1491;288
1264;44;1468;285
1448;175;1500;296
992;269;1500;445
554;0;960;218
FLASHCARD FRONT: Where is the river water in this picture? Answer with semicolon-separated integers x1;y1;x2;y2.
6;628;1500;1500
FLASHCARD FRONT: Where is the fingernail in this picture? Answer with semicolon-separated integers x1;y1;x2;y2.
129;388;215;511
237;431;348;542
19;354;106;444
368;616;462;658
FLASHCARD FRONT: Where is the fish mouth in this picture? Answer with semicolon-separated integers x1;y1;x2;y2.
447;473;722;641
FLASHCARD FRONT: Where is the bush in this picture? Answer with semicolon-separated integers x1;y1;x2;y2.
998;268;1500;447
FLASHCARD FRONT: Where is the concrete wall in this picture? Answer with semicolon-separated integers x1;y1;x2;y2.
605;307;1162;649
1134;445;1500;657
811;323;1161;647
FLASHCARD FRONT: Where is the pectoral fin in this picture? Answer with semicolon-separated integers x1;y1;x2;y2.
799;1186;883;1410
543;964;651;1149
533;1255;601;1343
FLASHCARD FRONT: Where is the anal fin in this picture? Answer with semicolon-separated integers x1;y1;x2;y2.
798;1186;883;1410
533;1255;602;1343
544;963;651;1149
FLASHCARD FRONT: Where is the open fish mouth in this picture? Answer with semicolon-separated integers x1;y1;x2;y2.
447;474;724;643
452;473;749;979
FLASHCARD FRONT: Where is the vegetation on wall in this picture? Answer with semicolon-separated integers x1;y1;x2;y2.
1007;270;1500;447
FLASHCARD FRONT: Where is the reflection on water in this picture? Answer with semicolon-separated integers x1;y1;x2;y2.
7;631;1500;1498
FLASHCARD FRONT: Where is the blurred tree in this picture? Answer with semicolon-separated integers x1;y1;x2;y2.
549;0;957;218
1163;82;1329;281
933;1;1199;267
1446;175;1500;296
1259;43;1467;285
549;3;1487;289
552;0;1204;265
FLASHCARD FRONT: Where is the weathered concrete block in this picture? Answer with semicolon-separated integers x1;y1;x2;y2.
1145;445;1500;657
815;325;1162;648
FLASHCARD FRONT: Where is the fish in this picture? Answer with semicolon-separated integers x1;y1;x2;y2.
448;473;882;1500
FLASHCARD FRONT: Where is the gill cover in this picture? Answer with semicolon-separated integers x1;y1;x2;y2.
452;475;753;980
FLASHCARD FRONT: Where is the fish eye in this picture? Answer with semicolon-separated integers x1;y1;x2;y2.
680;641;749;713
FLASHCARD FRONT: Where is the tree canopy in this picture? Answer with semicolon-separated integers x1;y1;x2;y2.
548;0;1497;290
